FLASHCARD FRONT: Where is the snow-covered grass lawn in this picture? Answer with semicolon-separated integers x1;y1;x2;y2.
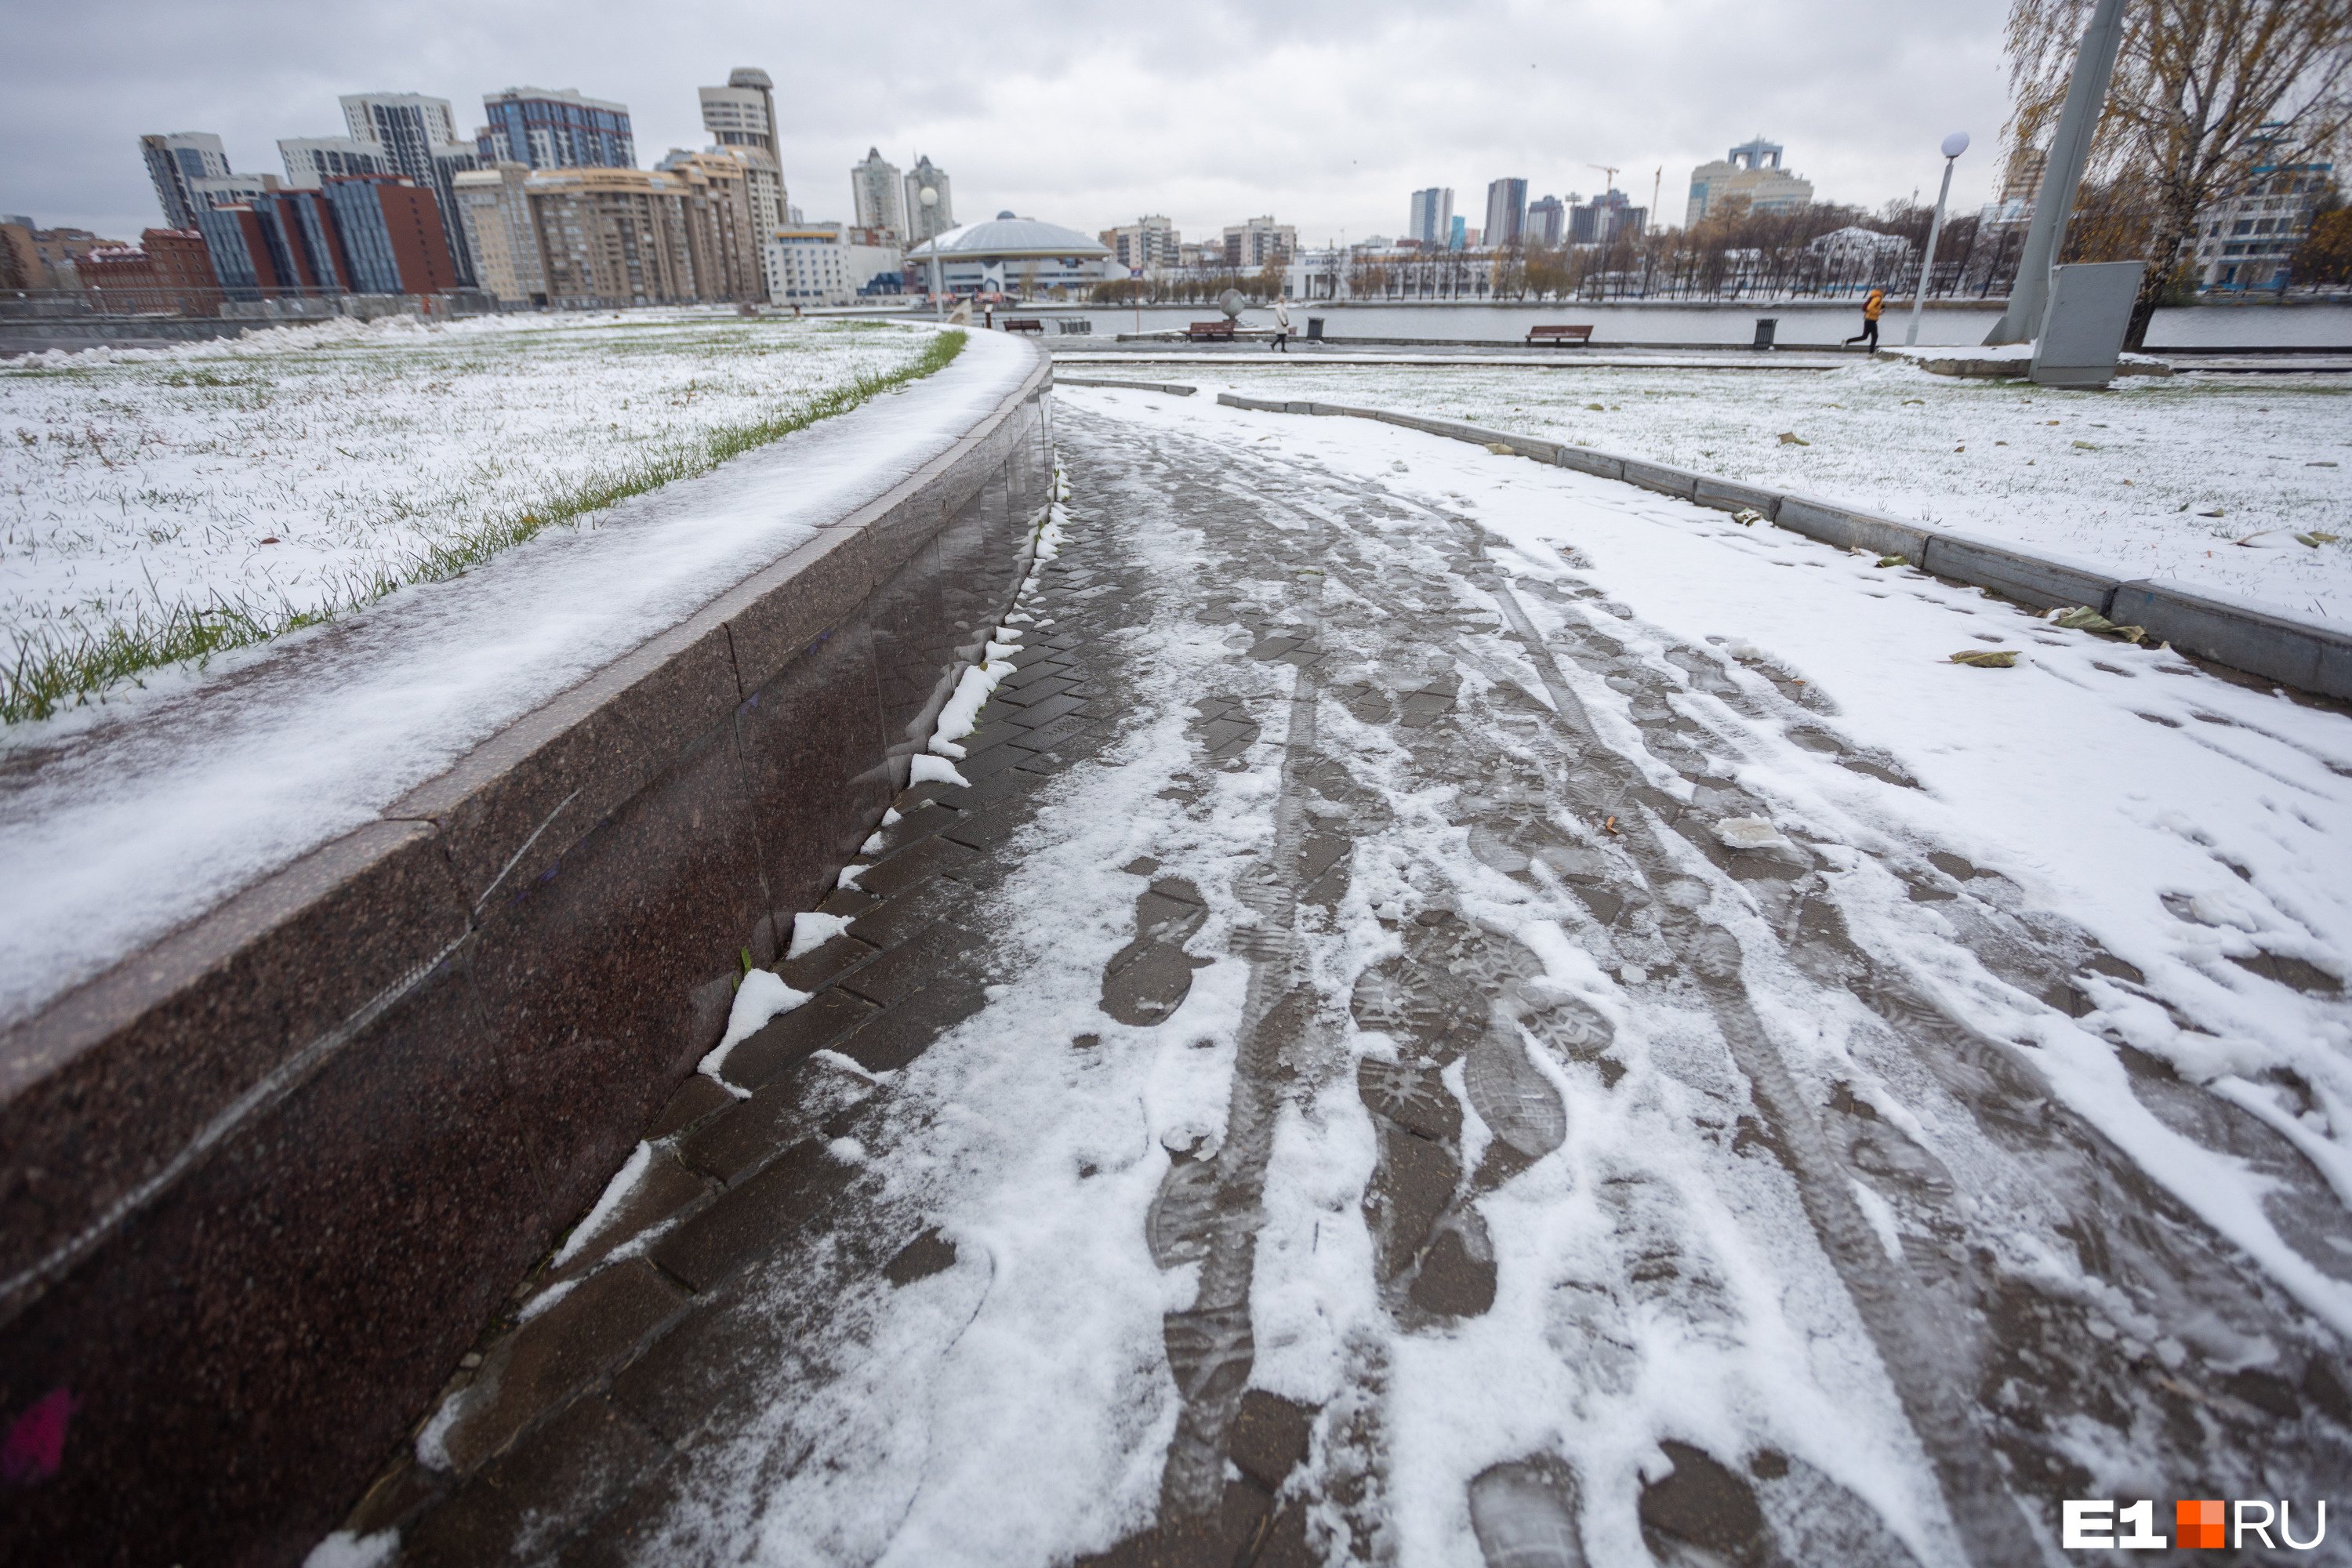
1;310;964;721
1194;358;2352;623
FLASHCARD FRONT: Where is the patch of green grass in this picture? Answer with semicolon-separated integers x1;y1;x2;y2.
2;328;967;724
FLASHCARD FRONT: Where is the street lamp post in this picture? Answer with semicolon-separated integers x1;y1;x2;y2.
919;185;942;321
1907;132;1970;347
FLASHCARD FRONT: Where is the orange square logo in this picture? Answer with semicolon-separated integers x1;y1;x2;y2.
2176;1499;2225;1548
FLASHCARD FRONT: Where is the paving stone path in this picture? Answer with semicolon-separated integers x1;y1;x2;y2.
339;397;2351;1567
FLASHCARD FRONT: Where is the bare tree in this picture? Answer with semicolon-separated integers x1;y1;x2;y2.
2005;0;2352;346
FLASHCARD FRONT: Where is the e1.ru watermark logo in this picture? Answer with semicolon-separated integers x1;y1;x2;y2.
2063;1497;2328;1551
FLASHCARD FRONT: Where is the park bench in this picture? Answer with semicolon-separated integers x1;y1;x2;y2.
1002;318;1044;334
1187;320;1236;341
1526;325;1595;347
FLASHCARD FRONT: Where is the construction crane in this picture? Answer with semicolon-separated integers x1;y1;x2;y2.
1587;162;1620;194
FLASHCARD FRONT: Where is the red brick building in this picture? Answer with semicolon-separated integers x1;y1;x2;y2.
71;228;223;313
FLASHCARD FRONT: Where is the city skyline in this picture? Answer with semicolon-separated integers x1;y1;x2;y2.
6;0;2014;249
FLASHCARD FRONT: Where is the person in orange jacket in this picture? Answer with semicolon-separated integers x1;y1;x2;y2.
1845;288;1886;350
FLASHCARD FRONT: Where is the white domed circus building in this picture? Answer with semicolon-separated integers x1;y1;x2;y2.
903;213;1112;299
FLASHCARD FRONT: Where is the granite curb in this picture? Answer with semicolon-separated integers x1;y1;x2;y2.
0;340;1055;1564
1213;390;2352;700
1055;376;1200;396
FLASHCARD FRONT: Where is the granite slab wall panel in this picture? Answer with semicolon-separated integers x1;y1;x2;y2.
0;342;1052;1566
1693;477;1784;519
740;619;892;929
0;818;470;1304
2111;579;2352;699
1217;394;2347;699
1920;532;2122;615
1773;495;1941;562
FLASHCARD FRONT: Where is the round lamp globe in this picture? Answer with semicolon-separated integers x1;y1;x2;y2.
1941;132;1972;159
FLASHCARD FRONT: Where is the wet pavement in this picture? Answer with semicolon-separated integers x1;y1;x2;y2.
337;394;2352;1567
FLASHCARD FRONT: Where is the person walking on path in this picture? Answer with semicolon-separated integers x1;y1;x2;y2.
1845;287;1885;350
1271;297;1291;353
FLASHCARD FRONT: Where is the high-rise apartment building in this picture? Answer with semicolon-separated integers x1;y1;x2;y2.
451;164;546;303
339;93;481;284
1483;178;1528;248
852;149;906;239
189;172;285;209
1100;215;1178;271
903;156;954;243
477;87;636;169
195;176;459;299
139;133;230;230
655;149;765;301
1223;216;1295;269
699;70;774;154
278;136;385;187
341;93;461;173
448;165;757;307
696;69;786;235
1571;190;1647;245
1526;194;1566;246
1685;136;1812;227
1407;187;1454;246
325;176;459;294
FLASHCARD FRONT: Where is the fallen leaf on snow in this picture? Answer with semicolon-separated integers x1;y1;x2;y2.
1777;431;1810;445
2048;606;2147;642
1948;649;2019;668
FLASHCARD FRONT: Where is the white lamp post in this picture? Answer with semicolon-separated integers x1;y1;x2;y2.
1907;132;1970;347
919;185;942;321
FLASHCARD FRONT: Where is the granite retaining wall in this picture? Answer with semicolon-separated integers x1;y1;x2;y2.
0;345;1054;1564
1214;392;2352;702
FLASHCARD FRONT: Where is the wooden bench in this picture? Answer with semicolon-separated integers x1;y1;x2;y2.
1526;325;1594;347
1187;320;1236;341
1002;318;1044;334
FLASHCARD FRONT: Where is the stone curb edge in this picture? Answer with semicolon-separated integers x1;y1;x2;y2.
1213;391;2352;701
1056;376;1200;396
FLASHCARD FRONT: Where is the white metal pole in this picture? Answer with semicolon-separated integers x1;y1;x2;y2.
1984;0;2126;343
1907;155;1959;346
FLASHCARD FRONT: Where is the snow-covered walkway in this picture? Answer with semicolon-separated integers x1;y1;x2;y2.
346;387;2351;1568
0;328;1036;1029
1158;357;2352;623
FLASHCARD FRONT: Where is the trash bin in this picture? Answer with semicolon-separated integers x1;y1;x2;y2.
1306;317;1325;341
1753;318;1777;350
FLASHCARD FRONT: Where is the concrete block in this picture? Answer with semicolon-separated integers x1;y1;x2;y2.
2111;579;2352;698
1619;459;1700;501
1919;531;2122;613
1693;477;1784;519
1556;446;1624;481
1775;494;1940;562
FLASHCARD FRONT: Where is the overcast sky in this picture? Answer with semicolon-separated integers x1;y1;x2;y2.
5;0;2019;245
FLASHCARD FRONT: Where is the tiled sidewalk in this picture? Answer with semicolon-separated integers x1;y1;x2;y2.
336;514;1166;1565
328;397;2352;1568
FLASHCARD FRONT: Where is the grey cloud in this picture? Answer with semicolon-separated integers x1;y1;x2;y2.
5;0;2013;248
